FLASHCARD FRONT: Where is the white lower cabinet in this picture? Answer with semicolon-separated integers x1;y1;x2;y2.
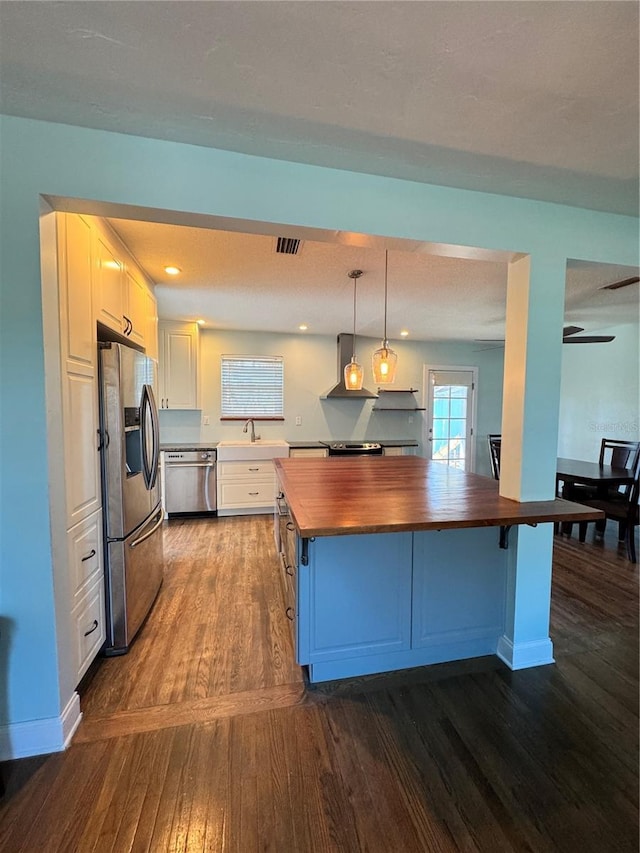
67;509;106;682
73;576;106;683
217;460;276;515
289;448;328;458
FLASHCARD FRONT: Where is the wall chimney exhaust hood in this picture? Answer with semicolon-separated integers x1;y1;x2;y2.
321;334;378;399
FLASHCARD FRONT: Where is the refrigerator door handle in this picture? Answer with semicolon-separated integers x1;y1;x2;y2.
129;509;164;549
140;383;160;490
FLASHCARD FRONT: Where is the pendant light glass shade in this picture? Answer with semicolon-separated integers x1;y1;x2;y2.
344;358;364;390
372;251;398;384
372;341;398;384
344;269;364;391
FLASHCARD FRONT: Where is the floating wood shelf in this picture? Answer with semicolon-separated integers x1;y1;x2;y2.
372;388;424;411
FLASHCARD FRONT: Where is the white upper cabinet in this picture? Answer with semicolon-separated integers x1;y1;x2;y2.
158;322;200;409
94;230;125;335
59;213;94;372
124;266;147;348
145;288;159;362
92;219;158;357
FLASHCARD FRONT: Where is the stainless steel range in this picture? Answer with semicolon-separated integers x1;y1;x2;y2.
320;441;383;456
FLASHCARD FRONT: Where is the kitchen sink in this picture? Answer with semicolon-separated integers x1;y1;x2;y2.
216;440;290;461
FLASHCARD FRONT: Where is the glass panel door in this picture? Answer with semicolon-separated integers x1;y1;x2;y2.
424;367;477;471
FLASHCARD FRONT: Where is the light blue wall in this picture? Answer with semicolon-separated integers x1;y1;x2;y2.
558;322;640;460
0;114;637;736
159;328;506;475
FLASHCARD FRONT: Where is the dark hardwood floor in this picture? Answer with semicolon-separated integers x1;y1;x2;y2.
1;517;637;852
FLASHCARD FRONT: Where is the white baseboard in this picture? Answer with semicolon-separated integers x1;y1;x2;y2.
0;692;82;761
497;635;555;670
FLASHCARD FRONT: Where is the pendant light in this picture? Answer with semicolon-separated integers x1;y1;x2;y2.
344;269;364;391
372;250;398;384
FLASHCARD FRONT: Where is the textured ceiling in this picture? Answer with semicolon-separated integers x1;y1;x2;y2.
107;216;638;342
1;1;638;214
2;1;638;339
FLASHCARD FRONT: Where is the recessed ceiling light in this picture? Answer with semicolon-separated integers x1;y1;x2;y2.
298;324;308;331
400;329;409;337
164;265;181;275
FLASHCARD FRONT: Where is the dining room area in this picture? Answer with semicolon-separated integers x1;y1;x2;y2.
487;310;639;565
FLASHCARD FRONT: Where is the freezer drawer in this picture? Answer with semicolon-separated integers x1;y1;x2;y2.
164;452;216;514
104;505;164;655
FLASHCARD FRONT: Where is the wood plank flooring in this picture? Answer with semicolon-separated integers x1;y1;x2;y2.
0;517;637;852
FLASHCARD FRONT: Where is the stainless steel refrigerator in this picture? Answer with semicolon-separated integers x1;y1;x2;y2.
98;341;164;655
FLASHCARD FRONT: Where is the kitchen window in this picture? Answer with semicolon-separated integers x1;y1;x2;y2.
220;355;284;419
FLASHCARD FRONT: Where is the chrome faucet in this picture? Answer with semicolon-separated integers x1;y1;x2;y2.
243;418;260;442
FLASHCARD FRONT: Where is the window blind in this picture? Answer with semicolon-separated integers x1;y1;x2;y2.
221;355;284;418
430;369;474;387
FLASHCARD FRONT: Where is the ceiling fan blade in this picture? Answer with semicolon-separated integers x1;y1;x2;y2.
600;275;640;291
562;325;584;337
563;335;615;344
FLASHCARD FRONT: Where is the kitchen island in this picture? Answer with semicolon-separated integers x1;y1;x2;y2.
274;456;601;683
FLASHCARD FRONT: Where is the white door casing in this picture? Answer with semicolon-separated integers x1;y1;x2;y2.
423;365;478;472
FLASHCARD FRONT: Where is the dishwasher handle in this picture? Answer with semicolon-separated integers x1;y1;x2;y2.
164;462;215;468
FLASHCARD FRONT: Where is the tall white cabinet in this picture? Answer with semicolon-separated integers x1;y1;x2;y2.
55;213;106;685
46;211;159;691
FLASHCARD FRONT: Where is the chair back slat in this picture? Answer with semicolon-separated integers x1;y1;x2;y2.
599;438;640;471
488;434;501;480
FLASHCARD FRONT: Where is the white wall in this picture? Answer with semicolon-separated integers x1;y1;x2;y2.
158;328;505;476
558;322;640;460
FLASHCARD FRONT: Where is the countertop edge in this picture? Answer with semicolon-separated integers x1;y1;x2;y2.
288;502;604;538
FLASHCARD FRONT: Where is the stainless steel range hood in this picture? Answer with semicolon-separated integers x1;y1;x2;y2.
321;334;378;399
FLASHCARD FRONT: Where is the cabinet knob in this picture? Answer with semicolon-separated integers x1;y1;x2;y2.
285;607;295;621
81;549;96;563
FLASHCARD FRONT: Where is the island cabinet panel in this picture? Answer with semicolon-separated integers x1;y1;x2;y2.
297;532;413;665
412;529;507;659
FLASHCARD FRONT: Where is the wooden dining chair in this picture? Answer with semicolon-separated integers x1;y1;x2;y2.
561;439;640;536
564;438;640;502
487;434;501;480
577;453;640;563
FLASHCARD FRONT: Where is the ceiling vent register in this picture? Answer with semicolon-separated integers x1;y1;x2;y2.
275;237;302;255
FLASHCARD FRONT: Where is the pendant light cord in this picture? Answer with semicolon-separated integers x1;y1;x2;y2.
384;250;388;342
352;276;357;358
348;269;363;360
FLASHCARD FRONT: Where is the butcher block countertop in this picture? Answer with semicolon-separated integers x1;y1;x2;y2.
274;456;603;538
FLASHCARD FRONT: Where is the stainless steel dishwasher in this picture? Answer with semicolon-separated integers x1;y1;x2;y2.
163;449;217;516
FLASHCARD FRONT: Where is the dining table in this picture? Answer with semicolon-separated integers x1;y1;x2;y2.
556;456;635;497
